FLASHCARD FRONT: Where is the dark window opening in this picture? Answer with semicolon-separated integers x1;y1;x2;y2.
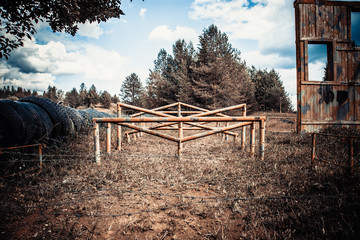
351;12;360;47
308;43;333;81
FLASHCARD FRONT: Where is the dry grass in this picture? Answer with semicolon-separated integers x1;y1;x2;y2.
0;116;360;239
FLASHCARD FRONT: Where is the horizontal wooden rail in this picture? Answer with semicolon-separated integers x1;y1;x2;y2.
94;116;265;123
94;103;264;165
120;102;245;139
181;122;252;143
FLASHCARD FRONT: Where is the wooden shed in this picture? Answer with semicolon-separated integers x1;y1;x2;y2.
294;0;360;132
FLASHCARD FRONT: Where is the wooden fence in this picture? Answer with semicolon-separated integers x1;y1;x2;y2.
93;102;266;163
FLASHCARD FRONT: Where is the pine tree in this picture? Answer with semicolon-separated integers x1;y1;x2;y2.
43;86;62;102
31;90;38;96
145;40;196;107
65;88;81;108
148;49;177;106
79;83;87;106
120;73;143;106
172;40;196;104
250;67;292;112
192;24;255;110
100;91;112;108
111;94;120;104
85;84;99;107
322;63;329;81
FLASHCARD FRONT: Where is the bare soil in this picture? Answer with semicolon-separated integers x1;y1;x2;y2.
1;114;360;239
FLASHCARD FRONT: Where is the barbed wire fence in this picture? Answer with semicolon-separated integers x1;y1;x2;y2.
1;127;360;239
1;149;359;216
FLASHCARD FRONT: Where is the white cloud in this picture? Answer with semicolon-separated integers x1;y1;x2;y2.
0;65;56;91
189;0;294;56
242;50;292;69
277;68;297;94
77;21;104;39
1;37;130;93
308;61;326;81
77;44;128;81
149;25;198;43
139;8;147;19
189;0;297;99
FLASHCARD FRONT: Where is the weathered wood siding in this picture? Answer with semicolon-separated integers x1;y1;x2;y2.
294;0;360;132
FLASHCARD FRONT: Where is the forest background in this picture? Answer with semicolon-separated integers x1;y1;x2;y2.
1;25;292;113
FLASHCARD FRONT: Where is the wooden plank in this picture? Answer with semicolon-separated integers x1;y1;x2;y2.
354;53;360;83
355;86;360;121
302;121;360;125
309;4;316;38
304;4;309;38
315;4;325;39
347;7;351;41
297;0;360;8
300;4;305;38
334;6;340;40
94;116;267;123
323;4;330;40
295;2;302;132
304;41;308;81
329;6;335;40
341;6;348;41
300;41;304;81
348;52;352;83
339;6;344;40
340;46;348;82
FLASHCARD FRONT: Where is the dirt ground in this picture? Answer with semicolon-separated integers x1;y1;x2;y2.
1;114;360;239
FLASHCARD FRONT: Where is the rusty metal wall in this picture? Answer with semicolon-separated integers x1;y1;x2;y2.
294;0;360;132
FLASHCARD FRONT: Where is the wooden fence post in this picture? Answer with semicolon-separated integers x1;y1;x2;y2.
94;122;101;164
39;144;43;169
250;122;255;158
241;106;246;149
178;122;183;157
311;133;316;167
349;138;354;175
106;123;111;153
225;122;229;141
260;120;266;160
178;103;183;157
117;104;122;151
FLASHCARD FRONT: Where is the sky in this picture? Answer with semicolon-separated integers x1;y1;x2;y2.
1;0;359;108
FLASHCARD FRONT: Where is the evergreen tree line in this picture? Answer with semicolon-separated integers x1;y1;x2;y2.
1;25;292;112
0;84;119;109
120;25;293;113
